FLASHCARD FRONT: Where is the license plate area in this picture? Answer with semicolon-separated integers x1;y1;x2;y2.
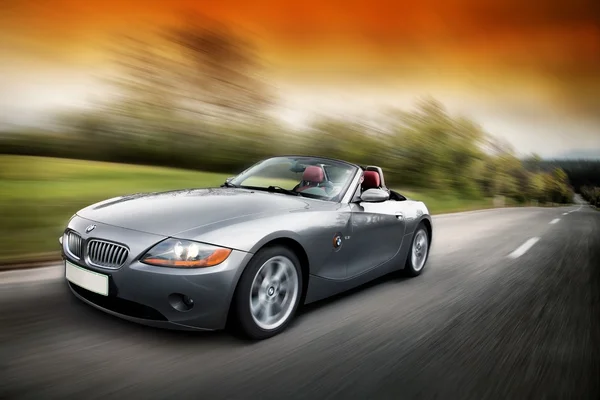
65;261;109;296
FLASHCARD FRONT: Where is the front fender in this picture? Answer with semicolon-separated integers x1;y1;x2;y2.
246;229;307;254
185;207;352;276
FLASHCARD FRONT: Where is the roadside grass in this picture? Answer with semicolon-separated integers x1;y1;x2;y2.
0;156;230;264
0;155;530;265
397;189;495;214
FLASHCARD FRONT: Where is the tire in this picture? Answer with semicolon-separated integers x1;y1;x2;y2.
403;223;430;277
230;245;303;340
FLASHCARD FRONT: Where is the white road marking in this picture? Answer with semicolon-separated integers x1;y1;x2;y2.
568;205;583;214
508;237;540;259
0;264;63;285
563;212;569;215
549;218;560;224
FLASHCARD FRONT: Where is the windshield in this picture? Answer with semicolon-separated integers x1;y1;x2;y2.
229;156;359;202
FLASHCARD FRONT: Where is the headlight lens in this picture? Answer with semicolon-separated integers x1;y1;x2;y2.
140;238;232;268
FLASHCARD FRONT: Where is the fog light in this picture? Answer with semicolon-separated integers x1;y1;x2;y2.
168;293;194;312
183;295;194;307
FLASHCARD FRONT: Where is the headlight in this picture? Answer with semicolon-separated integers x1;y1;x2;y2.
140;238;232;268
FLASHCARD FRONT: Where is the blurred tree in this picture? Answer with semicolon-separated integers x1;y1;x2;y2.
581;186;600;207
168;15;274;126
304;118;383;167
523;153;543;172
91;14;275;141
54;16;279;170
90;32;183;154
389;97;486;195
110;35;178;118
529;172;547;203
550;167;573;203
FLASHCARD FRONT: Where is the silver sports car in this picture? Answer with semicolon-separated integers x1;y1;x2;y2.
61;155;432;339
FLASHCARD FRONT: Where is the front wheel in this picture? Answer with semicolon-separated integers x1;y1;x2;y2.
403;223;430;277
230;245;302;340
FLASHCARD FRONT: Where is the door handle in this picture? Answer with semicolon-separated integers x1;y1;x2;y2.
395;212;403;220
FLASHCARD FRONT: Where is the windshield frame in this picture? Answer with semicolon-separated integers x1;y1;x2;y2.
229;155;361;203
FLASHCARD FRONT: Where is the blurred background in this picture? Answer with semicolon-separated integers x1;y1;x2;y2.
2;2;600;400
1;0;599;265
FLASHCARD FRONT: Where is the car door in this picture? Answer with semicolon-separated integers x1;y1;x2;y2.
345;199;407;278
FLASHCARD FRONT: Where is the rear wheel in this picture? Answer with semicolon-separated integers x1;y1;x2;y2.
403;223;430;277
231;245;302;340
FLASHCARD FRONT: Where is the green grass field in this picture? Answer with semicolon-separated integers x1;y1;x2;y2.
0;155;496;264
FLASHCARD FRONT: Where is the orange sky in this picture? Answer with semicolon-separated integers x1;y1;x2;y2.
1;0;599;157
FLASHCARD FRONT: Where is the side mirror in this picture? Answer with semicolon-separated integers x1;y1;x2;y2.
360;188;389;203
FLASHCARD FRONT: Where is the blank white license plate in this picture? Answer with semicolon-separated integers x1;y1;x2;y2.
65;261;109;296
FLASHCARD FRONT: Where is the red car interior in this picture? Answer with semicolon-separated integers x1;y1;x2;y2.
297;166;327;193
362;170;381;190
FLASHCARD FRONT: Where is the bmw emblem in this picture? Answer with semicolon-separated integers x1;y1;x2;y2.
85;224;96;233
333;234;343;249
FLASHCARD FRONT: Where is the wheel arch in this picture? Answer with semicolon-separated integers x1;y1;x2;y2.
258;237;310;302
420;216;433;245
226;234;311;327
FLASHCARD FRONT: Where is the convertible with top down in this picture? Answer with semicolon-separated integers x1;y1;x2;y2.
61;155;432;339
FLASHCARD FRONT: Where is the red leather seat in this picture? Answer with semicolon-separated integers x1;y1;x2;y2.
362;170;381;190
297;166;326;192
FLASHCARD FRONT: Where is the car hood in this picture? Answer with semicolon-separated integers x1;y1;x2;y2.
77;188;313;236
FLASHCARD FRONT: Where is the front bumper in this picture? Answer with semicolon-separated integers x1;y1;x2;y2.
62;216;254;331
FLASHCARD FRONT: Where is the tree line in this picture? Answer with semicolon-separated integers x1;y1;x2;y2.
522;159;600;191
1;16;595;206
581;186;600;208
523;158;600;207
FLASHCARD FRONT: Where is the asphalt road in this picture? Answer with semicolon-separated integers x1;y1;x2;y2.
1;202;599;399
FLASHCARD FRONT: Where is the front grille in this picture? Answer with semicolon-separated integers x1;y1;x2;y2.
87;239;129;269
65;231;83;259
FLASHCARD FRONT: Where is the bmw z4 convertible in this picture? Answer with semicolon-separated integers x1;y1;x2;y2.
60;155;433;339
